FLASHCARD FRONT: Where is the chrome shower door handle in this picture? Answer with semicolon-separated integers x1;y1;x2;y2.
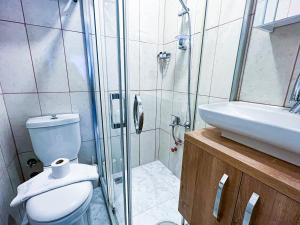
109;93;126;129
242;192;260;225
213;174;229;220
133;95;144;134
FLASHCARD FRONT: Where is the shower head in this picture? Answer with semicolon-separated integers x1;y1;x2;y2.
178;0;189;15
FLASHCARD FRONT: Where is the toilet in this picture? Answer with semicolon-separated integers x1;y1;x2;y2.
25;114;94;225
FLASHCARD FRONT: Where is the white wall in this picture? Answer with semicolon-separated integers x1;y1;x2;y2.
157;0;247;177
240;1;300;106
0;0;98;181
0;94;23;224
256;0;300;22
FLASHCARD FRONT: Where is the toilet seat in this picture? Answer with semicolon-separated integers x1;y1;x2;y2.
26;181;93;225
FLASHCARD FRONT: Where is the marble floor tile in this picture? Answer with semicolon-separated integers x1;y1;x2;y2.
132;161;181;225
113;160;181;225
89;187;111;225
133;197;182;225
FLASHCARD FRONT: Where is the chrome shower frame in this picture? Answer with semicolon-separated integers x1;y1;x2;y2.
81;0;131;224
80;0;117;224
230;0;256;101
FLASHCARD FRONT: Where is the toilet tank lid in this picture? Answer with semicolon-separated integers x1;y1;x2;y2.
26;114;80;128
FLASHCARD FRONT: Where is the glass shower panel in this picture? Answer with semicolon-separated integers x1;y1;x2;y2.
80;0;110;200
93;0;130;224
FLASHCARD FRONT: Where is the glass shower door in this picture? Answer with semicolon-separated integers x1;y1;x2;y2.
93;0;131;224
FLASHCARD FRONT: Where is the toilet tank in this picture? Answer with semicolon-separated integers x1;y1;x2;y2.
26;114;81;167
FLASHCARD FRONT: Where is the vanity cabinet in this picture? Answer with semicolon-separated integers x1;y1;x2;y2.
179;129;300;225
232;174;300;225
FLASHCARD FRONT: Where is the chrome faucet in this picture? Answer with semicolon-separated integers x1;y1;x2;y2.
289;73;300;114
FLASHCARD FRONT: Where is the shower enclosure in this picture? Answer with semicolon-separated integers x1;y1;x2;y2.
82;0;208;224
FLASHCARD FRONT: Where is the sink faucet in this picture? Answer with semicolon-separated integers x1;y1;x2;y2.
289;73;300;114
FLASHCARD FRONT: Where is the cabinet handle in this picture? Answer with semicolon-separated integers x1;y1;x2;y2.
242;192;260;225
213;174;229;219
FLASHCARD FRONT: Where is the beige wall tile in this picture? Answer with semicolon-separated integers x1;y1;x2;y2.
240;24;300;106
210;19;242;99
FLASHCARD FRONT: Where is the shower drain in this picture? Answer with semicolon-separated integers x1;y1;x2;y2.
156;222;178;225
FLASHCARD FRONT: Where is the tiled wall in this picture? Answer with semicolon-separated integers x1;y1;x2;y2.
240;1;300;107
157;0;247;178
0;0;97;180
96;0;165;172
157;0;206;177
0;93;23;225
259;0;300;23
194;0;246;121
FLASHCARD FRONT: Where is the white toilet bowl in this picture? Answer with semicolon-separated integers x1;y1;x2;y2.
25;114;95;225
26;181;93;225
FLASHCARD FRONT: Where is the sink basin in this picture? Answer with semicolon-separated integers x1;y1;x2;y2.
199;101;300;166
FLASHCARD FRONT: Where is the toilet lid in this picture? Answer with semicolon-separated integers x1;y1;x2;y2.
26;181;93;222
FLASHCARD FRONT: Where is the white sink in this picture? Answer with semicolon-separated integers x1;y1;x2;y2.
199;101;300;166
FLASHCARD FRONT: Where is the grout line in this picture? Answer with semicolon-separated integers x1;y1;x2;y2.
131;161;179;218
161;28;206;46
24;22;61;31
207;26;220;98
57;0;73;111
0;130;15;167
283;44;300;107
20;9;42;115
238;99;285;107
0;19;85;34
205;17;244;31
0;19;24;25
287;0;293;16
236;13;255;101
208;96;229;100
191;0;208;129
206;0;223;98
0;0;22;178
2;91;95;95
0;81;3;95
1;94;26;183
0;143;18;198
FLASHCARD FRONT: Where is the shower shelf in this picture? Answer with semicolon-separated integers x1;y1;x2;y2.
257;14;300;32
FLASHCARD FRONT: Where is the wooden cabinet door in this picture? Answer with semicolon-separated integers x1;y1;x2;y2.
179;141;201;223
232;174;300;225
190;148;242;225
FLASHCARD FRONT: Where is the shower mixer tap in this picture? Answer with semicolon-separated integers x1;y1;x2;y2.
157;51;171;60
169;115;190;129
169;115;190;147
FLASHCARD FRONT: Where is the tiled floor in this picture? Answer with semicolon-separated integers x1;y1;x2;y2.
90;187;111;225
132;161;181;225
114;160;182;225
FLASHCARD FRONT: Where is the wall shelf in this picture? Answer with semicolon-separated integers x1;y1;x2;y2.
257;14;300;32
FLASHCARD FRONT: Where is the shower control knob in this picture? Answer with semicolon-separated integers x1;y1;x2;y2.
171;147;177;152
